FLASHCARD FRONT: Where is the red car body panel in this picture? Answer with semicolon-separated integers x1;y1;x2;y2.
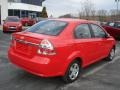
21;17;36;26
8;19;116;77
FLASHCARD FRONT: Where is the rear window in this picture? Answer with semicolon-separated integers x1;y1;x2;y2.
26;20;68;36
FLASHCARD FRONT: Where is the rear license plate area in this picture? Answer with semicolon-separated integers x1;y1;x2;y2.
15;42;30;55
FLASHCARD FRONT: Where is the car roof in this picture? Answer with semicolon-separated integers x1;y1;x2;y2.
50;18;90;23
7;16;19;18
115;21;120;23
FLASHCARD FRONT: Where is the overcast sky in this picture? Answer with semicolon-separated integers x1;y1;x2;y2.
43;0;118;17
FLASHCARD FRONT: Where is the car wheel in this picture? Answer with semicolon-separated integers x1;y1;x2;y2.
62;60;81;83
3;31;6;33
106;48;115;61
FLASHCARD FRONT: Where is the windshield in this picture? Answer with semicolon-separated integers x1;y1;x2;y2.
26;20;68;36
6;17;19;22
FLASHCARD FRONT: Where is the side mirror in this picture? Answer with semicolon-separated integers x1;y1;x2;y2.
105;35;112;38
3;20;5;23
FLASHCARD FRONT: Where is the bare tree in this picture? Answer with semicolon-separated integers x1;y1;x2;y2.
59;14;72;18
78;11;85;19
80;0;95;20
91;10;96;20
97;9;108;21
109;9;118;21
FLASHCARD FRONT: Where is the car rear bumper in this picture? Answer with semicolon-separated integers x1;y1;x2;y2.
8;48;63;77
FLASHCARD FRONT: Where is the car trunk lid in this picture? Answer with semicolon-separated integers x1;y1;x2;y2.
12;32;44;57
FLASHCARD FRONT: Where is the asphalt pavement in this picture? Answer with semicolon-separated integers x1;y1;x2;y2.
0;30;120;90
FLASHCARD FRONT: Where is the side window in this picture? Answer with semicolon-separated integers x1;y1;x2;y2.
115;22;120;28
91;24;106;38
74;24;91;39
109;22;115;27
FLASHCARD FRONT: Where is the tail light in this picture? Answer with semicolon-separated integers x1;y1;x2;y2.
37;39;56;55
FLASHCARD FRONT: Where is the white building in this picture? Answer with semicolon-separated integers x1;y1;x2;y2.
0;0;45;24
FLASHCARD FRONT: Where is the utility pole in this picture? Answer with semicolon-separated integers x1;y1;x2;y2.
115;0;120;20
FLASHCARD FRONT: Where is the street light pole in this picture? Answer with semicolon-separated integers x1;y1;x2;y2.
115;0;120;19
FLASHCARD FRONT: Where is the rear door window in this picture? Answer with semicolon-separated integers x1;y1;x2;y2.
74;24;92;39
91;24;106;38
27;20;68;36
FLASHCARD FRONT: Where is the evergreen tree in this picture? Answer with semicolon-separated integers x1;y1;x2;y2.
41;7;48;18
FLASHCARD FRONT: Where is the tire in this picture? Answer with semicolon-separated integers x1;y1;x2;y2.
106;47;115;61
3;31;6;33
62;60;81;83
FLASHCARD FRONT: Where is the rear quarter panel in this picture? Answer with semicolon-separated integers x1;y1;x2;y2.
49;22;80;75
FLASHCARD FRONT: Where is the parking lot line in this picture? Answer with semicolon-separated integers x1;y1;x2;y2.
82;55;120;77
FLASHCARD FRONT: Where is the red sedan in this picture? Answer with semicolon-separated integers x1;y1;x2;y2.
8;19;116;83
3;16;22;33
20;17;36;26
102;21;120;38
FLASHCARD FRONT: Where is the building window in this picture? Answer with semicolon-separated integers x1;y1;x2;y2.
8;9;20;17
8;0;21;3
8;9;14;16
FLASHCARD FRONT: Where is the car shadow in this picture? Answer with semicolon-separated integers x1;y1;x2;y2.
13;58;109;86
81;59;108;77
